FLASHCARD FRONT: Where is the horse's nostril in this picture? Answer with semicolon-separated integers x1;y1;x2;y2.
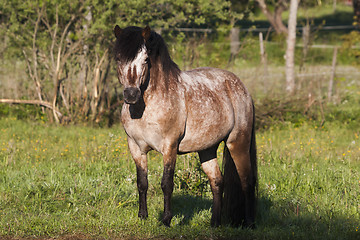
124;87;141;104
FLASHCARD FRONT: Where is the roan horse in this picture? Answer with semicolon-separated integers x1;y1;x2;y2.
113;25;257;228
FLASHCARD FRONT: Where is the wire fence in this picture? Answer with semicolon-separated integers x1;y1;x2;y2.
164;25;358;34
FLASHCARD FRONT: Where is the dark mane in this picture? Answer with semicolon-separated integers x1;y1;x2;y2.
114;26;180;77
145;30;180;78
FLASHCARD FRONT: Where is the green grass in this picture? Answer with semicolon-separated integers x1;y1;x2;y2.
0;112;359;239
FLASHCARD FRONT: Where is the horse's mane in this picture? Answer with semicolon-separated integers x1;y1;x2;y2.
114;26;180;78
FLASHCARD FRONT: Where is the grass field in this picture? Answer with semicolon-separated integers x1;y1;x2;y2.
0;108;359;239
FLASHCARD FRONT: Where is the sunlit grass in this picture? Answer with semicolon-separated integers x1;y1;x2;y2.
0;115;359;239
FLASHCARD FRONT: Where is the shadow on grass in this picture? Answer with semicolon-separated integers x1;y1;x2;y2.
156;194;358;239
158;194;212;226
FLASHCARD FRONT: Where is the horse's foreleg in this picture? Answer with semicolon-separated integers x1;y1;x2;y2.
161;147;177;227
199;148;223;227
128;138;148;219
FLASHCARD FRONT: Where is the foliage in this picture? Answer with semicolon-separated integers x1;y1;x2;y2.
0;0;238;124
113;0;232;29
175;154;210;196
169;28;233;70
0;104;45;121
341;30;360;66
254;88;360;131
0;0;359;125
0;0;116;123
1;0;234;56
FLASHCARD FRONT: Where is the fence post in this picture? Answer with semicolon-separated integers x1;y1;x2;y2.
327;46;338;101
229;27;240;63
300;21;310;71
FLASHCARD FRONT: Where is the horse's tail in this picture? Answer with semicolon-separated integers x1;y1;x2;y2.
222;103;257;226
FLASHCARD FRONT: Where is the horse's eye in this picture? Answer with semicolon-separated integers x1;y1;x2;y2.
115;54;121;62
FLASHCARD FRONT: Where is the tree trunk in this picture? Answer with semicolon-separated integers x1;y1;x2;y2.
285;0;298;94
274;2;288;34
354;0;360;27
90;49;108;121
256;0;288;34
79;7;92;115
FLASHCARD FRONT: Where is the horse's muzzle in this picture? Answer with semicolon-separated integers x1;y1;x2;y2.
124;87;141;104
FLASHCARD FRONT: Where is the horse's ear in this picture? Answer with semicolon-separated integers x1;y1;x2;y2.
142;26;151;42
114;25;122;39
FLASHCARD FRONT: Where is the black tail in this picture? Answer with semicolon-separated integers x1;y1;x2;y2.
222;105;257;226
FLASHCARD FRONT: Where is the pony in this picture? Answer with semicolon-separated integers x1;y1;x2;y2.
113;25;257;228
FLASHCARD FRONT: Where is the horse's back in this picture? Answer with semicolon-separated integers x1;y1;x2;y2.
177;67;253;153
182;67;250;98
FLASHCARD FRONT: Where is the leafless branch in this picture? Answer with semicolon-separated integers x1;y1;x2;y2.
0;99;63;119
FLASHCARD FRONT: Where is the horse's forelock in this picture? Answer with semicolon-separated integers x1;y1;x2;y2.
114;26;145;63
114;26;180;79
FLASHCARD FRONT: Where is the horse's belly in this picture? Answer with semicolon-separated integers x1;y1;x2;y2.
178;102;234;153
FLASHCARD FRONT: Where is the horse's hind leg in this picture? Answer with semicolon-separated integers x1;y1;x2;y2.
128;138;148;219
198;146;223;227
226;135;256;228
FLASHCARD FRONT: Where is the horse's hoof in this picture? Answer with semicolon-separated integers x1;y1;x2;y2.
243;221;256;229
210;218;221;228
138;211;148;219
162;214;172;227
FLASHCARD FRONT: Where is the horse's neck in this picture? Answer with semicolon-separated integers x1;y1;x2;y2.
148;61;180;93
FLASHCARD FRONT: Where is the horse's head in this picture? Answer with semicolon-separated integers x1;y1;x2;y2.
114;25;151;105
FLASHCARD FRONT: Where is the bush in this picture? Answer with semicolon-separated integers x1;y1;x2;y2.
0;103;45;121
